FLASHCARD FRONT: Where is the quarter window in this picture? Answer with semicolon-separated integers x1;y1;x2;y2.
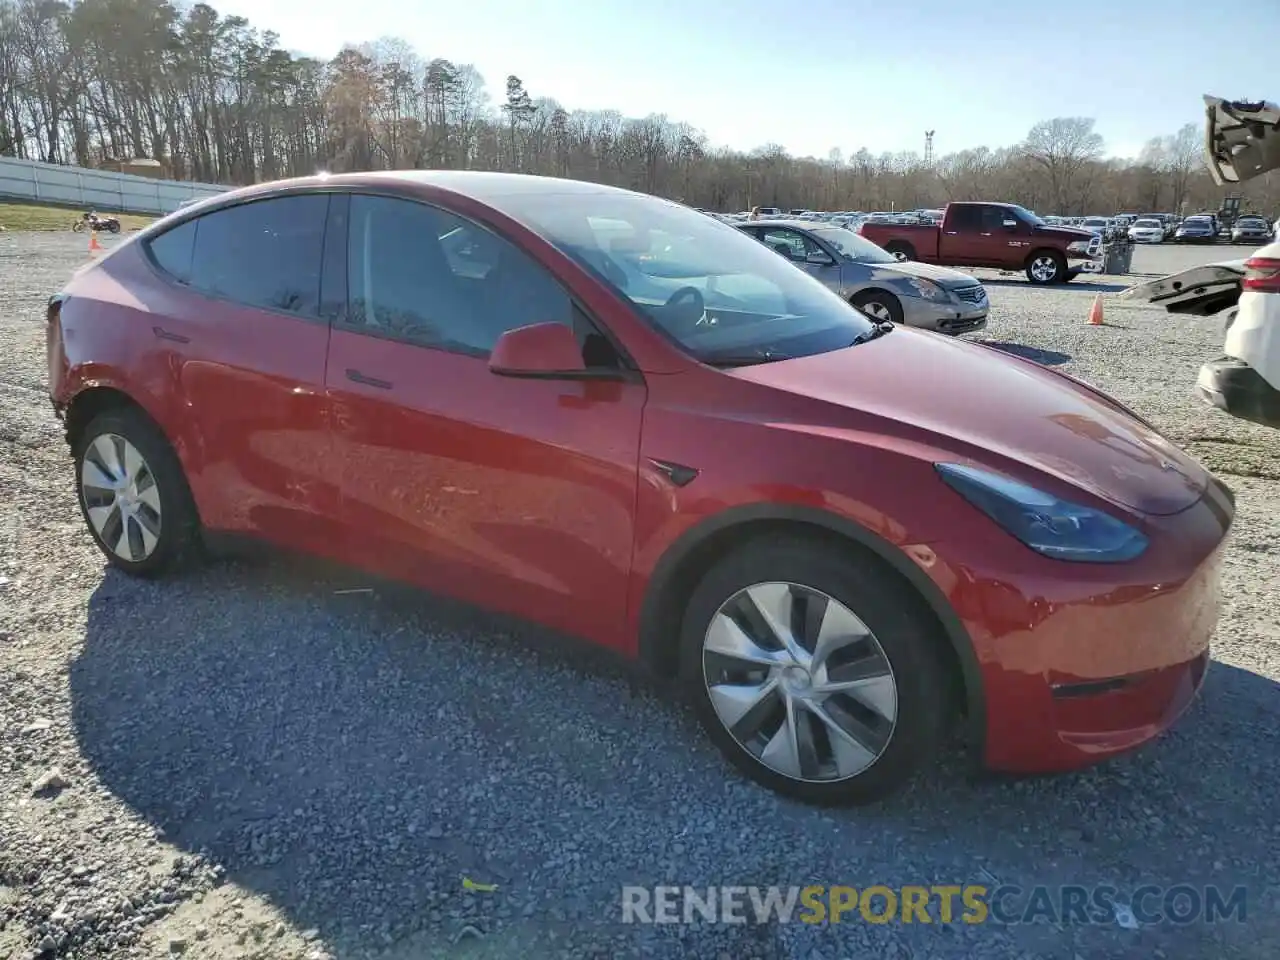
145;219;197;284
187;195;329;317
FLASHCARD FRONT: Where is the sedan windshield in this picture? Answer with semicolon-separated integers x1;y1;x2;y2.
502;192;877;363
809;226;898;264
1133;219;1161;228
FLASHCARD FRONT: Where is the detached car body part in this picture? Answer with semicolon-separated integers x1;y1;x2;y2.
856;201;1103;285
47;171;1230;804
1123;95;1280;431
737;219;989;335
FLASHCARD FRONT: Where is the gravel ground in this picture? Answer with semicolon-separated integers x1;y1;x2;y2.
1;231;1278;960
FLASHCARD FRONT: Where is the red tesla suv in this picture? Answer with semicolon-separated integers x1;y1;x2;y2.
47;172;1232;804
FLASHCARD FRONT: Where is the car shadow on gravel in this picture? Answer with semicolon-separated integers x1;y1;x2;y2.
68;557;1280;959
979;277;1132;293
972;340;1072;367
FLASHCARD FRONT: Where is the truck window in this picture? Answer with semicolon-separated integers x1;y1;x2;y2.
980;206;1010;231
949;205;982;231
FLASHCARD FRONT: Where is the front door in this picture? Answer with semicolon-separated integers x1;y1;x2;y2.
756;227;841;291
324;192;646;644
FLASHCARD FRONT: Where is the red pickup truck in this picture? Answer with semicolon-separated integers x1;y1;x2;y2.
858;202;1103;285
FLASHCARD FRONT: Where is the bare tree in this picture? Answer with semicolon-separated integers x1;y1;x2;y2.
1021;117;1105;214
0;0;1276;216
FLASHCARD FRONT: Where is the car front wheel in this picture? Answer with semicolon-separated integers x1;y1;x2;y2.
679;536;949;805
74;407;202;577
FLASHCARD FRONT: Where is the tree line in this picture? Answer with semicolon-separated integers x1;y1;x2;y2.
2;0;1277;217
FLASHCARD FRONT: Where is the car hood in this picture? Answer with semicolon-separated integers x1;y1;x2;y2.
731;329;1206;516
1204;95;1280;186
1120;259;1248;316
1039;225;1097;242
870;259;980;289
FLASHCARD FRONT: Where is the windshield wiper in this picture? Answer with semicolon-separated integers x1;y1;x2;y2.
703;348;793;367
848;321;895;346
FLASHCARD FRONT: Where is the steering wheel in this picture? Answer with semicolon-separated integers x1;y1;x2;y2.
663;285;706;328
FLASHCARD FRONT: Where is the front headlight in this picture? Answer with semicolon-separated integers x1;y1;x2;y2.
905;277;947;300
935;463;1148;563
1066;240;1091;255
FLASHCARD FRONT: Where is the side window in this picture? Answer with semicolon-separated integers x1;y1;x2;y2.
146;219;197;283
949;205;982;232
346;194;579;357
981;206;1011;231
188;195;329;317
760;228;814;261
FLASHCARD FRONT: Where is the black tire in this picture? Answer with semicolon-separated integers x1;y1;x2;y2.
71;220;84;233
678;535;950;805
73;407;203;578
850;290;904;325
1025;250;1066;285
884;241;915;262
107;220;121;234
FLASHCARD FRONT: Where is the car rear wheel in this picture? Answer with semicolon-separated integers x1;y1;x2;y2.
74;408;202;578
884;241;915;262
850;290;904;325
679;536;949;805
1026;251;1066;285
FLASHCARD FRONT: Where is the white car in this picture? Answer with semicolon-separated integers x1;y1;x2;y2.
1121;94;1280;431
1128;218;1165;243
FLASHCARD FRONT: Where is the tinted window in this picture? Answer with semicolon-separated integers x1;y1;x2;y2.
147;219;197;283
189;195;328;317
346;194;573;355
980;206;1010;231
949;205;982;230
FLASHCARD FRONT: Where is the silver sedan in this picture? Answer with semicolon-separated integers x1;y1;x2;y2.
738;220;989;334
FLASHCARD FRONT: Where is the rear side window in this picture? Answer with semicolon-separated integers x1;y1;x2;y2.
147;220;197;283
188;195;329;317
949;206;981;231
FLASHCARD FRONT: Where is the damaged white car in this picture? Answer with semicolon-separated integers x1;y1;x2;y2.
1123;96;1280;430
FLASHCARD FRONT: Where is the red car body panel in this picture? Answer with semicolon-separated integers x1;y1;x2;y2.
47;172;1232;778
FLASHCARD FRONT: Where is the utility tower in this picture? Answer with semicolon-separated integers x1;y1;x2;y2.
924;130;935;166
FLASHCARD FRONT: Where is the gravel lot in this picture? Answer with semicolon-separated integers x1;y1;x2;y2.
1;232;1278;960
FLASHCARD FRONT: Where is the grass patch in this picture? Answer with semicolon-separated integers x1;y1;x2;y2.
0;200;155;232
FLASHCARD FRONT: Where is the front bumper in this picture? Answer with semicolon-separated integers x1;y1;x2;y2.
901;294;988;335
1198;356;1280;428
963;477;1234;773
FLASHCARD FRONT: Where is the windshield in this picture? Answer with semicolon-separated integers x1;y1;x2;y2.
502;192;876;363
1237;217;1266;226
1134;219;1161;228
809;226;898;264
1008;204;1044;226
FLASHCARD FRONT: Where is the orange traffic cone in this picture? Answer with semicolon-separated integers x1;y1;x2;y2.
87;230;104;255
1087;294;1104;326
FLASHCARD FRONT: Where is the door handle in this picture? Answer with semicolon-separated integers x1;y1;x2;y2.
152;326;190;344
346;368;392;390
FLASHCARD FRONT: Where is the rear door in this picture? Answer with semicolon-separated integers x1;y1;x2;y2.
939;204;985;265
143;193;338;548
324;192;647;643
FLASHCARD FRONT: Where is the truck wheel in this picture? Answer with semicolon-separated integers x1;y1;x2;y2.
851;290;904;325
1026;251;1066;285
884;242;915;262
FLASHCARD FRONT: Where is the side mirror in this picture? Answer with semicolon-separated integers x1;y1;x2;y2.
1002;219;1019;230
805;251;834;265
489;322;586;378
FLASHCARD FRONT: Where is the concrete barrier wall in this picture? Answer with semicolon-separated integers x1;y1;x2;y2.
0;157;228;216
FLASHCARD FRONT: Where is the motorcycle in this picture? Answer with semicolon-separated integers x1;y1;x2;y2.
71;212;121;234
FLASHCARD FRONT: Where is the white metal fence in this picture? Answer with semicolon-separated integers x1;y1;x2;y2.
0;157;228;216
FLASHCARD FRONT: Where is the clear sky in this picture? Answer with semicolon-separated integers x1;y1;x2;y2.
210;0;1277;160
